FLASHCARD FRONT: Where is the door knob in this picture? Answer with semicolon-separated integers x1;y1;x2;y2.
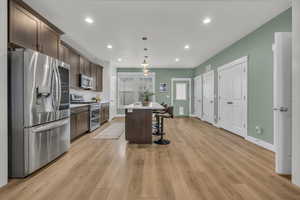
273;107;288;112
279;107;288;112
210;100;214;103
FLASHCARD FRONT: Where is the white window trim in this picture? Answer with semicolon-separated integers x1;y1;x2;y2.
171;78;192;116
117;72;156;109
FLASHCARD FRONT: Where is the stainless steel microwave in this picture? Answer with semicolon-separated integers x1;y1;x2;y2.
80;74;93;89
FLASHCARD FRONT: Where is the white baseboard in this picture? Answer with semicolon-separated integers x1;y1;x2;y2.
213;122;221;128
246;136;275;152
190;114;198;118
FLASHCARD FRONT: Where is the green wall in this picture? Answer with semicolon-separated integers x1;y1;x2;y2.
117;68;194;115
194;8;292;144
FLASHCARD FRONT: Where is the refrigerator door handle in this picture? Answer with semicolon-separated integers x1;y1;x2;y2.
51;71;57;109
56;63;62;110
52;62;60;110
31;119;69;133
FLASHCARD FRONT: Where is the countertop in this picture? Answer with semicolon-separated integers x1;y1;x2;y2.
70;104;89;108
70;101;110;109
124;102;164;110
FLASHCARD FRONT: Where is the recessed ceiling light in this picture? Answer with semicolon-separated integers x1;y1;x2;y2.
118;58;122;62
107;44;113;49
85;17;94;24
203;17;211;24
175;58;180;62
184;45;190;50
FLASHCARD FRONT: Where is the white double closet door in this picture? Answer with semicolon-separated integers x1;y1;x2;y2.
194;75;203;119
218;57;247;137
202;71;215;124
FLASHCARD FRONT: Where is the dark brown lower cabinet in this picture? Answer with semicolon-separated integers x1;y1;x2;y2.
100;103;109;124
71;106;90;141
125;109;152;144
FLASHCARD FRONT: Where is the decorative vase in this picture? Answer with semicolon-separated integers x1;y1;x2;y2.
142;101;150;106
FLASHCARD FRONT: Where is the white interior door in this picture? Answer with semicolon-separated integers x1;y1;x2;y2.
194;76;202;118
202;71;214;124
273;32;292;175
218;57;247;137
172;79;190;116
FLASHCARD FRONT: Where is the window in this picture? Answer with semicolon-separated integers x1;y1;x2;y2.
176;83;187;100
117;72;155;108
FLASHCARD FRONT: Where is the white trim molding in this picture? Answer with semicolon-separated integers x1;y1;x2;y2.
171;78;192;116
0;0;7;187
246;136;275;152
292;0;300;186
202;70;215;124
193;75;203;119
217;56;248;72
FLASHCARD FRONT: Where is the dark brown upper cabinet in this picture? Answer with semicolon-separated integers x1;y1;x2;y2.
9;1;39;51
90;63;98;91
39;23;60;58
69;49;80;89
96;65;103;92
59;42;80;89
80;56;91;77
59;42;69;62
9;1;62;58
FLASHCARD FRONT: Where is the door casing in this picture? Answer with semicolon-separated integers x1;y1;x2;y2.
194;75;203;119
171;78;192;116
217;56;248;138
202;71;215;124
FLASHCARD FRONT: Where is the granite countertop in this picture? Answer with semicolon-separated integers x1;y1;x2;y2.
124;102;164;110
70;104;90;108
70;101;110;109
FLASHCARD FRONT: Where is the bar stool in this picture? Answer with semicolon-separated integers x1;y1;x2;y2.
154;106;174;145
152;103;168;136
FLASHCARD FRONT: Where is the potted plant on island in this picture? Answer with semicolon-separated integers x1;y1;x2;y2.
142;91;154;106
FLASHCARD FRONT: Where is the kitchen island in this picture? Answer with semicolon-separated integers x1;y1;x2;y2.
124;102;165;144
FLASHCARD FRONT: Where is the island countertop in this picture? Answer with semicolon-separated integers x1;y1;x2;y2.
124;102;164;110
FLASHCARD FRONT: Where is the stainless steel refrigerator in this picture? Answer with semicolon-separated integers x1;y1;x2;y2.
8;49;71;178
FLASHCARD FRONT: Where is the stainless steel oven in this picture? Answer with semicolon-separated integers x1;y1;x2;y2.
80;74;93;89
90;103;101;131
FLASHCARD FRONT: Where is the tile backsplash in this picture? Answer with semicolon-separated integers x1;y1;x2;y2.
70;89;104;102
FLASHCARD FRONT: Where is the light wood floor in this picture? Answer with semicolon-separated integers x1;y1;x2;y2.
1;117;300;200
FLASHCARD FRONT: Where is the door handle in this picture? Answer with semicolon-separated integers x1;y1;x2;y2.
227;102;233;104
210;100;214;103
32;119;69;133
273;107;288;112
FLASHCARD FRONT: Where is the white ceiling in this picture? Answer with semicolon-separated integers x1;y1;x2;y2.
24;0;291;68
